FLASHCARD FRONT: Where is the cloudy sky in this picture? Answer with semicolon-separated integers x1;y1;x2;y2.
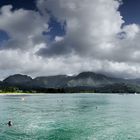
0;0;140;79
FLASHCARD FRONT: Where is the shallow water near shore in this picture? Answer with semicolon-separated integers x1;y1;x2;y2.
0;93;140;140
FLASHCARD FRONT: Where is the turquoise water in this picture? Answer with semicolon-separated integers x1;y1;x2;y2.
0;94;140;140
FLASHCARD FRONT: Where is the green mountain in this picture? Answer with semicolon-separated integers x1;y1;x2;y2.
1;72;140;93
3;74;32;86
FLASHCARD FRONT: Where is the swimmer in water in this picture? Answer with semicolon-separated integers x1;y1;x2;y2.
7;121;12;127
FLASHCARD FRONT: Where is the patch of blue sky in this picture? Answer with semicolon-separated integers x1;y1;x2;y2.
43;16;66;41
0;30;10;47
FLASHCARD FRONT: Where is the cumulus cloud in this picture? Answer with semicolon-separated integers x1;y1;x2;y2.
0;5;48;50
37;0;124;58
0;0;140;79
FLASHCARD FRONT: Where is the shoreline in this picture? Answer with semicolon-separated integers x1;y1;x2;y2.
0;93;37;96
0;92;138;96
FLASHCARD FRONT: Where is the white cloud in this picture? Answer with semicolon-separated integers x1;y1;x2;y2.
122;24;139;39
0;5;48;50
37;0;125;63
1;49;140;80
0;0;140;79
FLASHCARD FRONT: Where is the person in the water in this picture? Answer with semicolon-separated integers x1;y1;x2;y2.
7;121;12;127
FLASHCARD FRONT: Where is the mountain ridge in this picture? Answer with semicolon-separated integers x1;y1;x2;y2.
1;72;140;93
